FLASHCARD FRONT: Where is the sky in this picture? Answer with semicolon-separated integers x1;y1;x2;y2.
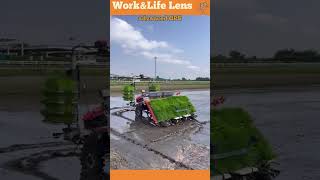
1;0;319;57
110;16;210;80
0;0;108;45
213;0;320;57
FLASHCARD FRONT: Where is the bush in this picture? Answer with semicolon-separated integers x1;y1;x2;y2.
122;85;135;102
149;84;160;92
150;96;196;122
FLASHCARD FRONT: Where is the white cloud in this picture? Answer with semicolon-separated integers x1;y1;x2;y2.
251;13;288;26
187;65;201;70
111;17;168;50
140;51;191;65
111;17;200;70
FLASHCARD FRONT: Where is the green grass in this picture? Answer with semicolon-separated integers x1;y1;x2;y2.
211;108;275;174
149;84;161;92
111;80;209;86
212;63;320;89
150;96;196;122
111;81;210;94
213;65;320;74
0;67;106;76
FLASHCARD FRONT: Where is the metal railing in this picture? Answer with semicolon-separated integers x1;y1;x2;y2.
0;60;108;66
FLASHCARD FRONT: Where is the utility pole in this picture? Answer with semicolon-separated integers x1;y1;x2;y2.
7;43;10;55
21;41;24;56
154;56;157;81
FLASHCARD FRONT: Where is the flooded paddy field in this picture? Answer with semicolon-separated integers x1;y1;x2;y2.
0;91;102;179
2;74;319;179
216;86;320;180
110;90;210;170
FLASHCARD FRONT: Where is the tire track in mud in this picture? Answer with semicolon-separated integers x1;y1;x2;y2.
110;106;133;111
192;120;210;135
111;108;135;122
0;142;78;180
3;147;79;180
113;108;206;143
150;123;200;144
0;142;73;154
111;108;209;170
110;128;193;170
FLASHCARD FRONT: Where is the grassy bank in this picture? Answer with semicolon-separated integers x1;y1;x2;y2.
213;63;320;89
0;65;107;96
111;81;210;94
2;62;320;95
0;67;107;77
0;76;107;96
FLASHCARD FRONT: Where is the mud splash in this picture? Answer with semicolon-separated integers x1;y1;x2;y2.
1;143;78;180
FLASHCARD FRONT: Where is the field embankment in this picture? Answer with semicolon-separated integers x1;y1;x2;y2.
0;66;107;96
111;81;210;95
213;63;320;89
2;62;320;95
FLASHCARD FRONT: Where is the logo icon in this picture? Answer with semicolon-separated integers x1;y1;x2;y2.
200;1;209;15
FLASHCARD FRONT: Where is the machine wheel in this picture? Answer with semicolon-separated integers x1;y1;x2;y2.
135;104;143;120
159;121;171;127
80;132;109;180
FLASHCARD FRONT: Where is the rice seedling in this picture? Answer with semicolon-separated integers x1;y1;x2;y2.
41;74;77;125
150;96;196;122
211;108;275;174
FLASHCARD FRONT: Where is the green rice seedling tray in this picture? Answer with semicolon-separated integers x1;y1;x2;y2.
211;108;275;174
44;77;76;93
41;75;77;125
149;96;196;122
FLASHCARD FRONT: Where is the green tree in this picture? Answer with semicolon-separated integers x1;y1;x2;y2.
229;50;245;60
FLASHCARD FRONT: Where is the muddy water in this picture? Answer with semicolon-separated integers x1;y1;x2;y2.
110;90;210;170
0;89;211;177
0;94;100;180
219;87;320;180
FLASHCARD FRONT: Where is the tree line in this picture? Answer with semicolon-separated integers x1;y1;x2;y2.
212;49;320;63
